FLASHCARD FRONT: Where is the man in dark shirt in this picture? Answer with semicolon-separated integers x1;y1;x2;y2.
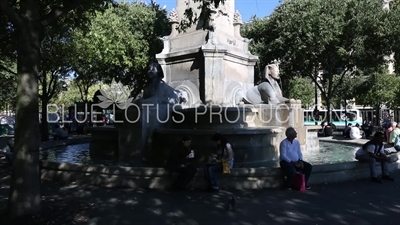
343;123;352;138
168;136;197;190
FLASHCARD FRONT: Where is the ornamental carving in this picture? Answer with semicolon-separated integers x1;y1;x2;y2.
233;10;242;24
169;9;179;23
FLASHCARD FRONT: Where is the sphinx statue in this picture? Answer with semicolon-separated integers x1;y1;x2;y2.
239;64;288;105
136;62;186;105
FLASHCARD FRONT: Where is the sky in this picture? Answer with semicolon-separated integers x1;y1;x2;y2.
144;0;281;22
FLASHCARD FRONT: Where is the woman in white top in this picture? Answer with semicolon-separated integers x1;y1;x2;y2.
204;133;234;191
350;124;363;139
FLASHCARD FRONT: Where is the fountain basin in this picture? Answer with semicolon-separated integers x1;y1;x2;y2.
39;139;400;189
88;126;118;160
151;127;285;167
40;152;400;189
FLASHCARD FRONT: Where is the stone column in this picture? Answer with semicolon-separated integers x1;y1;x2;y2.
233;10;243;39
202;47;227;105
168;9;180;38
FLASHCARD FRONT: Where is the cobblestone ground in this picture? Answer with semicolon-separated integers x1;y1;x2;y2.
0;159;399;225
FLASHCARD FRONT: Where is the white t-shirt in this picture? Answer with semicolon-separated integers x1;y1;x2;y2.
350;127;362;139
356;144;384;157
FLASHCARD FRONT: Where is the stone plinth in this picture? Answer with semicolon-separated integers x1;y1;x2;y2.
171;101;304;129
156;1;258;107
251;100;304;128
172;106;257;129
114;103;179;161
305;126;321;152
170;103;314;155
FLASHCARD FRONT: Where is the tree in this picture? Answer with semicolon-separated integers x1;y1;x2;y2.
39;24;73;141
285;76;314;108
73;74;100;103
241;16;271;81
243;0;392;121
389;1;400;73
0;61;17;112
0;0;113;217
0;13;16;74
356;70;399;123
69;1;170;98
332;75;364;108
52;80;101;108
0;0;229;216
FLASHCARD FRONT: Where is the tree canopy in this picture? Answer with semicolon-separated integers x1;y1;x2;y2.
243;0;392;120
0;0;238;218
69;1;170;98
355;70;399;109
285;76;314;107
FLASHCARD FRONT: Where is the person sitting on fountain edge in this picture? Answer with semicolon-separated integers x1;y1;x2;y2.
167;136;197;190
279;127;312;190
355;131;396;183
204;133;234;191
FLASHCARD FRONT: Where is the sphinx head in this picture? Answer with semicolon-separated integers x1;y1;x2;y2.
264;64;280;80
147;62;164;81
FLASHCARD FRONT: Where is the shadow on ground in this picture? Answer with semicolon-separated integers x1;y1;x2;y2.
0;159;399;225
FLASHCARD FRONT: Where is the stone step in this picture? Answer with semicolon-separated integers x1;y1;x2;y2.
40;155;400;190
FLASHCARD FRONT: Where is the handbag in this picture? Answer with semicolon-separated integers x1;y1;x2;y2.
222;158;231;174
292;173;306;191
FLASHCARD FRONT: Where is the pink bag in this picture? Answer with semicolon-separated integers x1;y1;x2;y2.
292;173;306;191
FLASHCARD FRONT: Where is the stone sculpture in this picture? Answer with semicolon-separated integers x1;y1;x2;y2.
239;64;288;105
139;62;186;105
169;9;179;23
233;10;242;24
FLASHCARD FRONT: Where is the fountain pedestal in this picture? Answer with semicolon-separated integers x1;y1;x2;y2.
148;101;318;167
156;1;258;107
88;1;319;165
115;103;179;161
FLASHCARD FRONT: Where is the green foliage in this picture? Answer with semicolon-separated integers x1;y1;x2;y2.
0;61;16;111
285;76;314;107
39;26;73;103
243;0;392;113
52;80;102;107
69;1;170;98
241;16;272;75
388;1;400;73
331;75;364;108
355;71;399;108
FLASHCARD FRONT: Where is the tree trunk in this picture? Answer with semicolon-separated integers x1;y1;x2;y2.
40;97;49;142
326;99;332;123
375;106;381;127
7;22;42;216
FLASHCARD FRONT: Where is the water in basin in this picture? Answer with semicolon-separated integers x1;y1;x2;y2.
41;144;92;164
303;142;358;165
40;141;360;166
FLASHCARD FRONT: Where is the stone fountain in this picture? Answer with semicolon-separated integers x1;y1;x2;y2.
89;0;320;167
41;1;399;191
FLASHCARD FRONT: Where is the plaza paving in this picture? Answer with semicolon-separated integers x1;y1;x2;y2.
0;157;399;225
